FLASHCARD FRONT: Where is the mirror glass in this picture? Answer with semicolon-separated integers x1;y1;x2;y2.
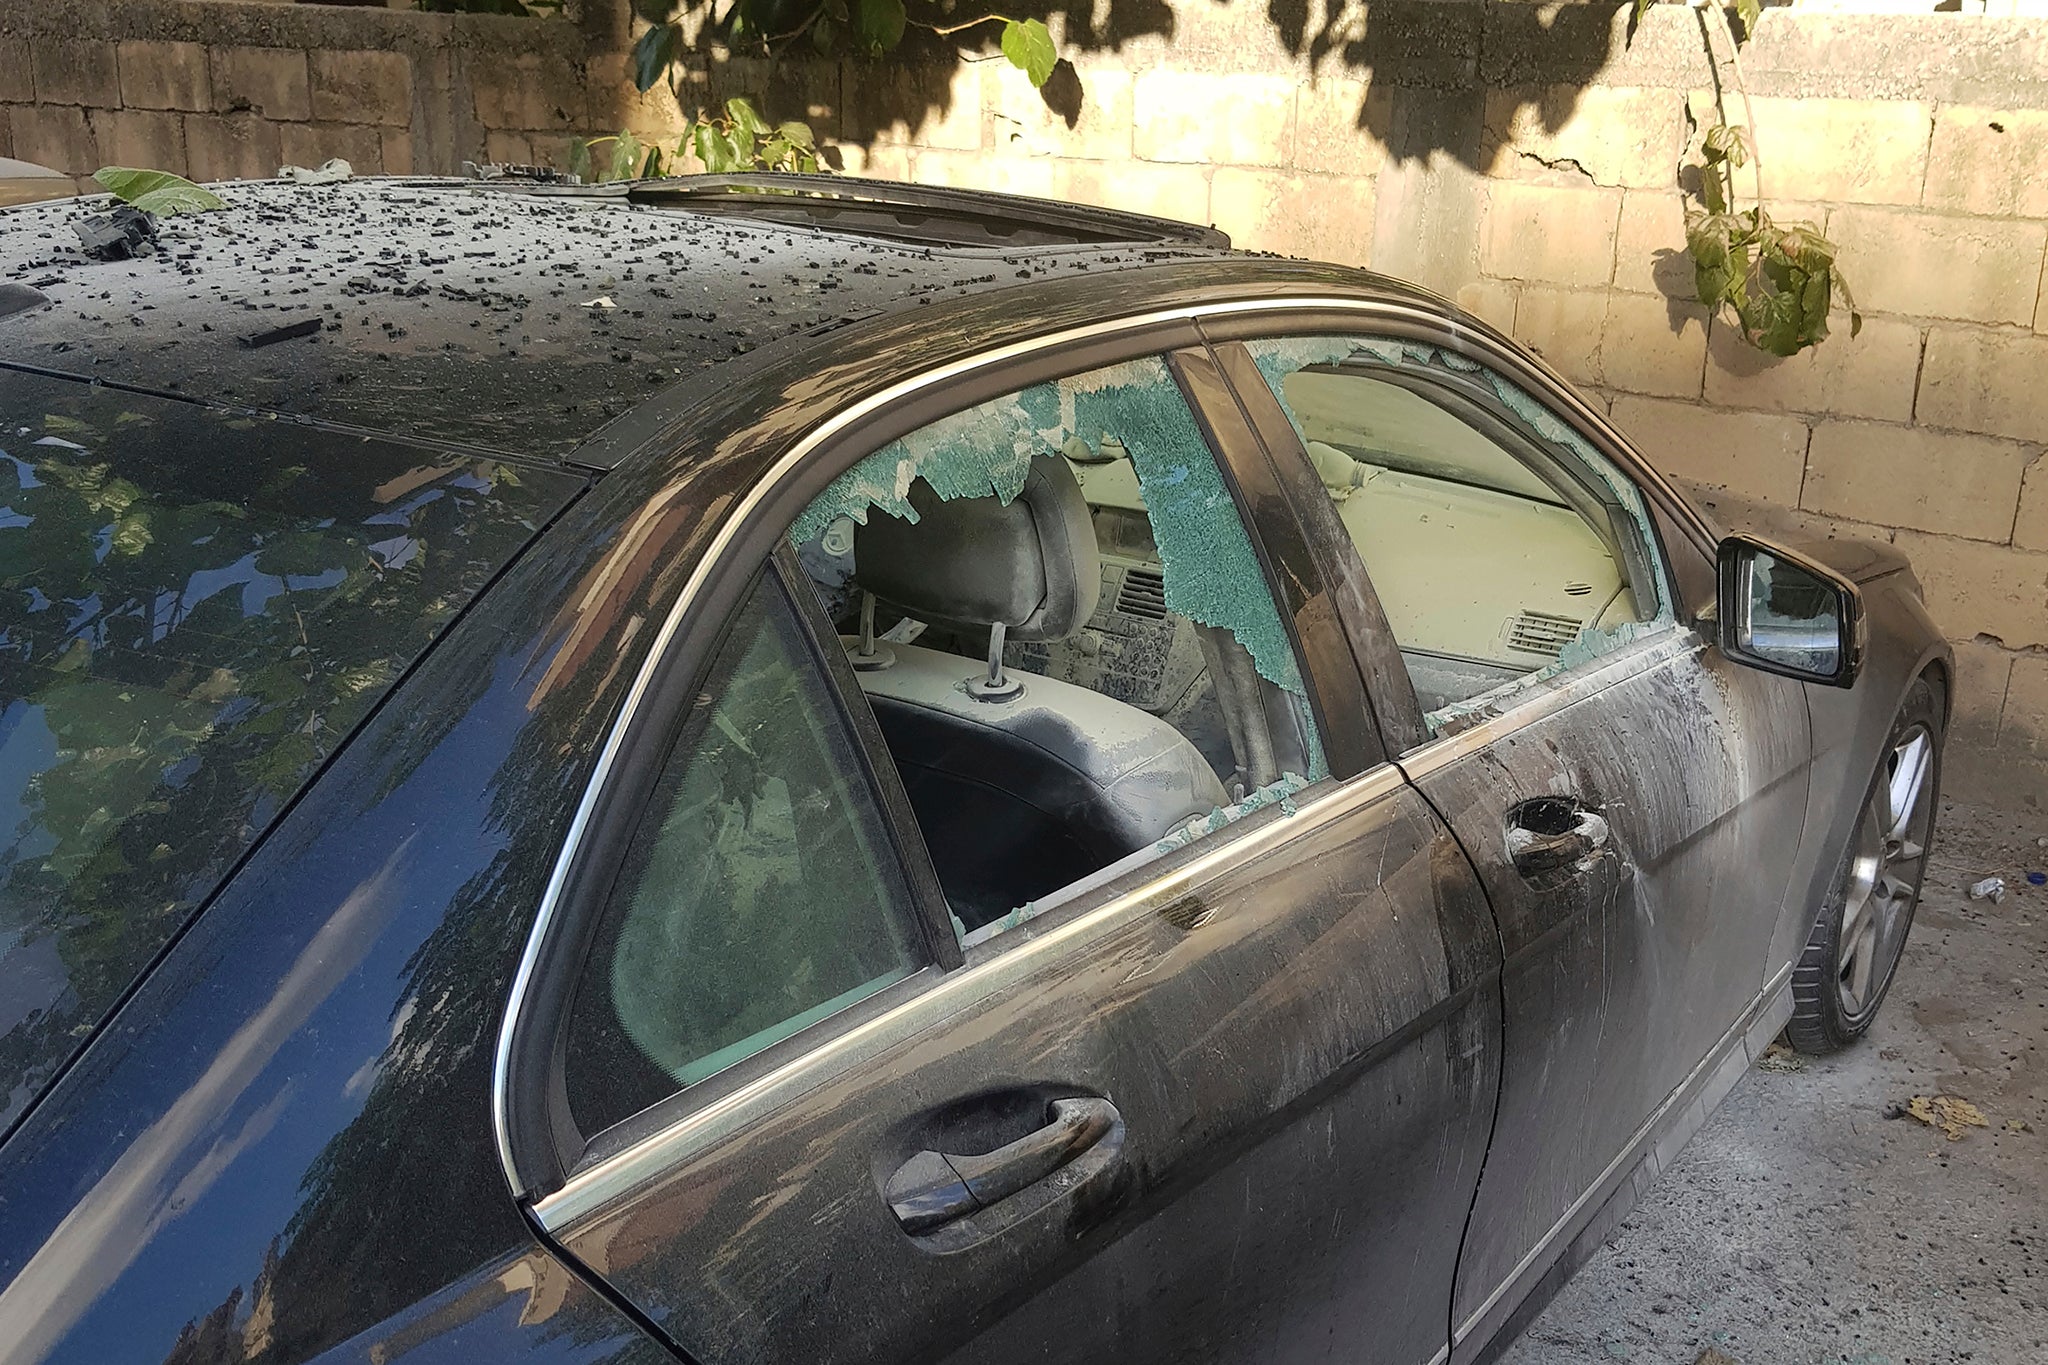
1740;549;1844;676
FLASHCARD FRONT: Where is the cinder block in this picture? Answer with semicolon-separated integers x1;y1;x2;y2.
1133;71;1294;167
311;50;415;127
9;105;96;177
1803;420;2028;542
1610;394;1810;506
1599;292;1708;399
119;40;211;113
1999;653;2048;753
1484;85;1685;190
830;142;910;180
1829;205;2046;326
848;64;981;151
911;149;1057;198
1611;190;1694;299
2009;455;2048;551
1891;529;2048;649
1705;315;1921;424
1919;327;2048;443
381;129;415;176
707;56;842;142
471;52;581;132
183;113;281;183
1480;180;1621;288
1055;159;1209;229
1211;168;1374;266
1742;95;1930;207
1948;636;2013;751
0;39;32;103
211;47;311;123
1512;286;1606;386
1923;106;2048;218
32;39;117;108
92;109;185;176
280;122;384;175
584;54;688;139
1454;279;1517;332
987;64;1131;161
1293;77;1383;178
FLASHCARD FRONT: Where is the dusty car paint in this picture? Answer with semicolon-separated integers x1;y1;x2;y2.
0;177;1951;1365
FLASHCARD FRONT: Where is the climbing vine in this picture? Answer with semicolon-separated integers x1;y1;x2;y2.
1636;0;1860;356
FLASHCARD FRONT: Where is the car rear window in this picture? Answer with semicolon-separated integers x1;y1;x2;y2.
0;371;584;1132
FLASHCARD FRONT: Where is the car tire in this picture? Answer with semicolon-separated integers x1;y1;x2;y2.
1785;672;1945;1055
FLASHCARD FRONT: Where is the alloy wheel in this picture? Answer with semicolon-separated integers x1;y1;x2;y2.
1835;727;1935;1020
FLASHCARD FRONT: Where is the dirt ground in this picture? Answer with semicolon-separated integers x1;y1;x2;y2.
1498;795;2048;1365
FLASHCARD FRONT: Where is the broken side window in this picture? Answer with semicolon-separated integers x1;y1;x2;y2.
1239;336;1675;732
790;354;1327;947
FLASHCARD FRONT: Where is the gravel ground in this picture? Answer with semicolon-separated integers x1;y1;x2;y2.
1497;796;2048;1365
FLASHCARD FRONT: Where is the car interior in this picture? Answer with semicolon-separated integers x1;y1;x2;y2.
790;361;1321;941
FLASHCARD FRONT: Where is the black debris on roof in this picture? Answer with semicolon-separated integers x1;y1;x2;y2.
0;179;1222;459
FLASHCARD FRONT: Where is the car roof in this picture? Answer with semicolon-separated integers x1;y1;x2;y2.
0;176;1239;461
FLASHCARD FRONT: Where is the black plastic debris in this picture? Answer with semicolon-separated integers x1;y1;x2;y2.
73;206;159;261
239;317;322;349
0;283;50;320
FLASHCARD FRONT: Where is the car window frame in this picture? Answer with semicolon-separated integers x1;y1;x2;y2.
1195;308;1702;756
495;310;1384;1202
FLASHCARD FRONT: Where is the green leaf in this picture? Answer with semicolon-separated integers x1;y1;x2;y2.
632;21;683;93
732;118;756;166
608;130;644;182
1001;18;1058;88
1733;0;1763;42
853;0;906;52
1629;0;1656;27
810;14;838;53
726;97;770;138
644;144;666;179
1701;124;1747;169
568;138;593;182
92;167;225;216
778;119;816;151
691;122;719;171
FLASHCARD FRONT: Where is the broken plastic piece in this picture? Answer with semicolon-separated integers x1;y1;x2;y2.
1153;772;1310;855
277;158;353;185
0;283;49;320
1968;875;2006;903
72;205;157;261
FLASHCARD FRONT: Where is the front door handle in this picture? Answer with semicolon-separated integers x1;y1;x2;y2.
1505;796;1609;877
885;1097;1119;1234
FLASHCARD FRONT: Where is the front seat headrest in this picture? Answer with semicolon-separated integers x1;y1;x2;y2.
855;453;1101;642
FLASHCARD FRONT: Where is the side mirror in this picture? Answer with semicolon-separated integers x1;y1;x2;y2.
1716;534;1864;688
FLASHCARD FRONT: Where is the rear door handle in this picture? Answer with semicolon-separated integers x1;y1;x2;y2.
1505;796;1609;877
885;1097;1119;1234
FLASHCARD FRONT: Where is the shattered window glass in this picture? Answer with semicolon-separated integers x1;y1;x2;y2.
1242;336;1675;733
791;354;1325;947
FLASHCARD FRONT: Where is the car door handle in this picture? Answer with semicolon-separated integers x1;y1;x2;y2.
884;1097;1120;1234
1505;796;1609;877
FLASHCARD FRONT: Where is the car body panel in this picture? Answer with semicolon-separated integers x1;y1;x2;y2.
0;176;1953;1365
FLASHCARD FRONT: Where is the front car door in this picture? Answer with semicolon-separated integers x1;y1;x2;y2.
496;327;1501;1364
1202;310;1815;1361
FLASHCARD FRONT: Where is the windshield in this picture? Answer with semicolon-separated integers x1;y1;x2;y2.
0;371;583;1131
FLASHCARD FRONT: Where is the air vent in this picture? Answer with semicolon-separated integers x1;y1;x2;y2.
1506;610;1585;658
1116;567;1169;621
1563;582;1594;597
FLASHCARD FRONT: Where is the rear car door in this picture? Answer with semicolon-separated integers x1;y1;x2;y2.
1207;317;1814;1361
497;336;1501;1365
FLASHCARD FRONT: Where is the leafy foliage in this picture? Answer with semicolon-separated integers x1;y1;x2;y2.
91;166;224;216
571;97;822;181
628;0;1062;92
1630;0;1858;357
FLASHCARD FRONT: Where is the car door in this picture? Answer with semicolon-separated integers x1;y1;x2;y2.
1204;317;1815;1361
496;338;1502;1365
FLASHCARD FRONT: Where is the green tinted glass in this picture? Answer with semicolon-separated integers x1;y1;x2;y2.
566;576;921;1135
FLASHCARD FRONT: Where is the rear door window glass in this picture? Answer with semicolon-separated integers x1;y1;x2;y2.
563;575;924;1136
0;372;584;1132
788;354;1326;947
1238;338;1673;730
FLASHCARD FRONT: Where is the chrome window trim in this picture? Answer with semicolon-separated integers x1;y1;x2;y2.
489;291;1710;1206
530;763;1407;1232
